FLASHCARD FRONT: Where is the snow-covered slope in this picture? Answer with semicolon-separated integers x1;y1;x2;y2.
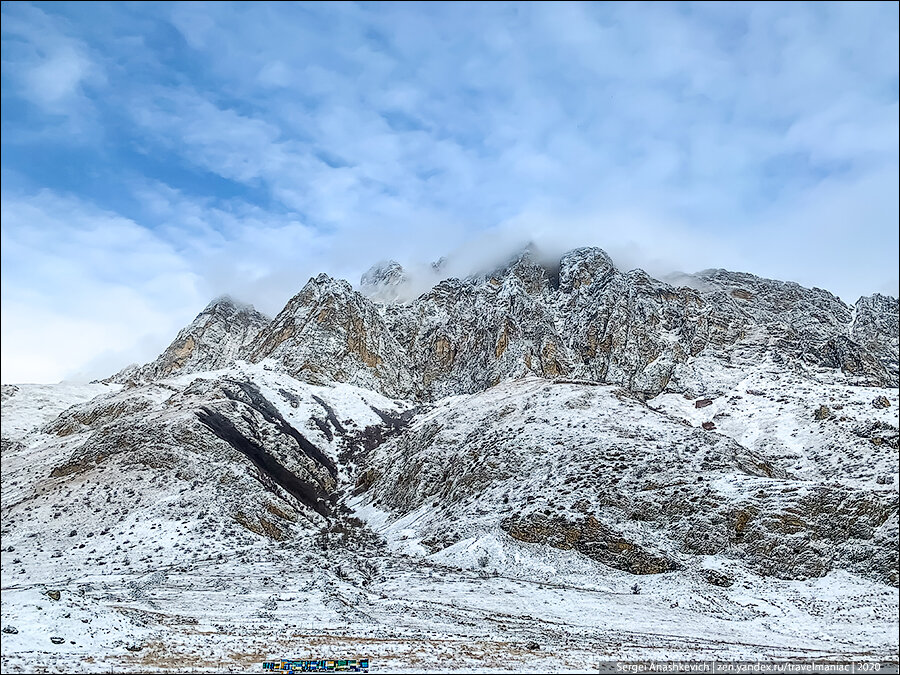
3;368;898;672
1;383;119;442
355;376;897;584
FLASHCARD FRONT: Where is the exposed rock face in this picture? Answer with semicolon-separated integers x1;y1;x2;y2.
193;378;338;517
690;271;896;386
265;248;899;399
245;274;415;399
375;247;714;399
852;294;900;386
501;512;680;575
701;569;734;587
110;297;269;383
555;250;709;398
732;486;898;585
385;251;567;399
44;396;152;436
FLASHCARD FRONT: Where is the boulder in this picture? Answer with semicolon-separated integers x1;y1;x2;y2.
814;405;832;420
701;569;734;587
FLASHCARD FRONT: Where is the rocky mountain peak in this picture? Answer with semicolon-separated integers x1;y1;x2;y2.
492;247;552;295
361;260;405;289
558;247;616;292
308;272;355;297
202;294;243;313
245;274;415;397
360;260;407;303
108;296;269;383
198;294;268;323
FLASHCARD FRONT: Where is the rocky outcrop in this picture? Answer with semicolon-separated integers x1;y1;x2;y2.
109;297;269;383
386;251;567;399
44;396;152;436
729;487;897;585
245;274;416;398
501;512;680;574
852;294;900;386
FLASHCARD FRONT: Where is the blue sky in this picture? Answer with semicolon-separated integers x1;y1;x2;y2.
2;1;898;383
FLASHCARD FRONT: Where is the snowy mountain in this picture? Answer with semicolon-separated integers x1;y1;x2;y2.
2;246;898;672
359;260;409;303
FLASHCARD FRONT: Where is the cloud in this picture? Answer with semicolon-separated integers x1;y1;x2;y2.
130;87;289;184
23;45;93;106
0;189;203;383
1;3;103;139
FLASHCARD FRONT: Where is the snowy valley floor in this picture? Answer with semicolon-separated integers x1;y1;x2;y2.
2;528;898;672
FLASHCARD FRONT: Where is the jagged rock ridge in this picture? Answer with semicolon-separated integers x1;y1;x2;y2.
244;274;416;399
151;246;900;401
